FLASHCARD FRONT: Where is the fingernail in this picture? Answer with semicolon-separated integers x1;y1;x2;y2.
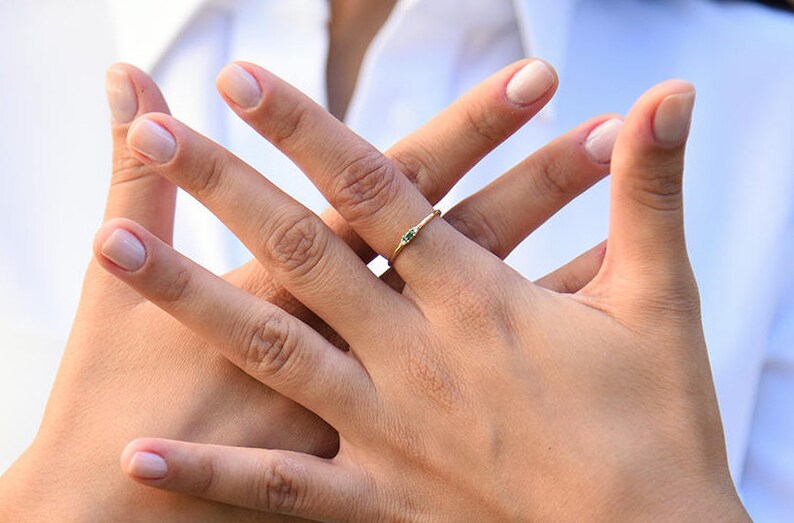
106;68;138;124
584;118;623;164
101;229;146;271
653;88;695;145
506;61;555;106
128;451;168;479
217;64;262;109
128;118;177;163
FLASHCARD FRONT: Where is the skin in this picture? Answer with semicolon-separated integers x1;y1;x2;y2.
0;59;616;521
100;63;749;520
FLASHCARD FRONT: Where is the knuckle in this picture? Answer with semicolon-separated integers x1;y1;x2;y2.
462;101;504;145
242;313;298;381
532;150;574;199
332;150;397;219
628;163;684;212
252;457;301;513
444;206;503;256
152;266;193;303
111;156;155;186
268;100;309;148
190;453;218;497
265;212;326;277
389;143;439;200
189;151;226;199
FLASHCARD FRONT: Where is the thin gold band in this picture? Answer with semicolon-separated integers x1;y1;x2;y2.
388;209;442;266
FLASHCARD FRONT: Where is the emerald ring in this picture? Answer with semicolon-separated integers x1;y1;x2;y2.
388;209;442;266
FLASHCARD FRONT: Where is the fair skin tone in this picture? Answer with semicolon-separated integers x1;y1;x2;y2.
0;6;393;518
0;57;616;520
0;3;750;519
93;61;748;520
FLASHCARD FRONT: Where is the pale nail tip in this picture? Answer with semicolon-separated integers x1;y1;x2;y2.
105;68;138;124
506;61;555;106
221;64;262;109
584;118;623;164
129;119;177;163
653;91;696;145
129;451;168;479
101;229;146;272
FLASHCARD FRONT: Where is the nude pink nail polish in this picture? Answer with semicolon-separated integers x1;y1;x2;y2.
653;89;696;145
505;61;555;106
584;118;623;164
101;229;146;271
106;68;137;124
217;64;262;109
128;119;177;163
128;451;168;479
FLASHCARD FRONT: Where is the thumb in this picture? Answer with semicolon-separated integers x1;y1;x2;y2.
602;80;696;295
104;63;176;243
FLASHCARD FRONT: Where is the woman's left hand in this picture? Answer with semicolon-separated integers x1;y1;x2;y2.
106;63;748;521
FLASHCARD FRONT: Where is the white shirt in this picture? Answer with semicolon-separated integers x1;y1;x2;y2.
0;0;792;519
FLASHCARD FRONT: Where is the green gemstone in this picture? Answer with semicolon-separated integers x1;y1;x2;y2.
402;228;417;243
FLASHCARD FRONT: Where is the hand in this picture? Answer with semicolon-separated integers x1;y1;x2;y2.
0;59;617;521
106;66;748;521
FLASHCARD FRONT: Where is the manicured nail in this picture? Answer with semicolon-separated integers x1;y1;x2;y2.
101;229;146;271
217;64;262;109
128;118;177;163
584;118;623;164
106;68;138;124
127;451;168;479
653;88;695;145
506;61;555;106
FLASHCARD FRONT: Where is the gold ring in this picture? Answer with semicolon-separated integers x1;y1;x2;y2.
388;209;441;266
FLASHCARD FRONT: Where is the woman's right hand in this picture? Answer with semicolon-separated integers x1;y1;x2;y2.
0;59;619;521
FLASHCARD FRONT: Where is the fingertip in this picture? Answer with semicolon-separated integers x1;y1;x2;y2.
583;115;624;165
127;114;178;164
504;58;558;107
106;66;137;125
106;62;148;79
618;79;696;150
105;63;170;126
652;84;696;147
121;439;169;481
94;219;147;273
216;62;264;110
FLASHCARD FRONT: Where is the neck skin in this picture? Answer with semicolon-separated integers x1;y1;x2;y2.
326;0;398;120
